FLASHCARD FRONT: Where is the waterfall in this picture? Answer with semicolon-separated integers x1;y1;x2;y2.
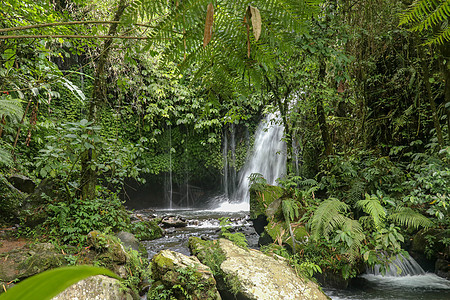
234;114;286;203
367;254;425;277
223;129;229;199
168;125;173;209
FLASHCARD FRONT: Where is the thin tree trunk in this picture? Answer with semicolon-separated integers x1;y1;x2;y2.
0;115;5;138
317;57;332;156
11;99;32;160
80;0;128;200
420;49;444;148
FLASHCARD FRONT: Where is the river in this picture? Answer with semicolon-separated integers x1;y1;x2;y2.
139;205;450;300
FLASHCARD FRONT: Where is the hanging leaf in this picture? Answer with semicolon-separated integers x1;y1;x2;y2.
249;6;261;41
0;265;120;300
203;3;214;48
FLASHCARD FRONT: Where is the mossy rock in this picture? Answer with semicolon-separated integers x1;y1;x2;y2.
0;242;66;283
149;249;220;300
130;219;163;241
249;184;284;220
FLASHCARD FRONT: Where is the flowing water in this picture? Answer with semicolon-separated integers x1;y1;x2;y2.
232;114;286;204
324;254;450;300
139;114;450;299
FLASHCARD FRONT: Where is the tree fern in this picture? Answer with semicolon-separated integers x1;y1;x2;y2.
388;207;434;229
355;193;386;230
399;0;450;44
310;198;349;241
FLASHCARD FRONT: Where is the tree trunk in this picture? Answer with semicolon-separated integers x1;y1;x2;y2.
439;44;450;145
79;0;128;200
420;48;444;148
317;57;332;156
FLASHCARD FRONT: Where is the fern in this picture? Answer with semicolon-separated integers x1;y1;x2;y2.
310;198;349;241
355;194;386;230
341;218;366;264
282;198;299;223
0;96;23;120
388;207;434;230
400;0;450;44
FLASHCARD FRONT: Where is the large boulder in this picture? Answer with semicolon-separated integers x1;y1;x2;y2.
190;237;329;300
0;242;66;288
149;250;221;300
8;175;36;194
52;275;133;300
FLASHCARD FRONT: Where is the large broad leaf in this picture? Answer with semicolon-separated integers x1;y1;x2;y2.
0;265;120;300
203;3;214;48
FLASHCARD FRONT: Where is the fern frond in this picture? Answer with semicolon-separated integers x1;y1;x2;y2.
0;96;23;120
310;198;349;241
0;142;13;167
342;218;365;264
388;207;434;229
355;194;386;230
399;0;450;44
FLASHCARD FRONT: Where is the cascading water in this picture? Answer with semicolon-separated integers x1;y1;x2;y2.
366;254;425;277
234;113;286;204
325;253;450;299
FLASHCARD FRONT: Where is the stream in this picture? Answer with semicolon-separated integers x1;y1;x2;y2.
138;204;450;300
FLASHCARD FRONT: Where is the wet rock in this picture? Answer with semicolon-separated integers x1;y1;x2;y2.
149;250;221;300
52;275;133;300
8;174;36;194
435;258;450;279
161;216;188;228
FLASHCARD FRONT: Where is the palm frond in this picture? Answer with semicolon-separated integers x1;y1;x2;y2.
310;198;349;241
356;194;386;230
388;207;434;230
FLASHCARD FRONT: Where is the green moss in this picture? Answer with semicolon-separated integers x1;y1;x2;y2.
153;255;174;270
249;184;284;219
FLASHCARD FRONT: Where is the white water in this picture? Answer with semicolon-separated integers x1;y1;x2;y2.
367;254;425;276
233;114;286;204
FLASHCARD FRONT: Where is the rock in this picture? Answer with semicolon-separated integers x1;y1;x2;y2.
161;216;188;228
52;275;133;300
0;176;26;225
116;231;140;252
190;237;329;300
87;231;128;265
0;242;66;283
8;175;36;194
435;258;450;279
116;231;148;257
149;250;221;300
218;239;329;300
249;184;284;220
130;219;163;241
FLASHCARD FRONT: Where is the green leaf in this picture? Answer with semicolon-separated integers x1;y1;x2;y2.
0;265;120;300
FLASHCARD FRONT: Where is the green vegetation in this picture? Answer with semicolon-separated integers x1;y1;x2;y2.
0;0;449;296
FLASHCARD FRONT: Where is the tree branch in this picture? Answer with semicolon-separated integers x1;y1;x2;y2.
0;35;165;40
0;20;156;33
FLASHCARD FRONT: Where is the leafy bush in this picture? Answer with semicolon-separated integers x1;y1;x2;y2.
39;188;129;245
